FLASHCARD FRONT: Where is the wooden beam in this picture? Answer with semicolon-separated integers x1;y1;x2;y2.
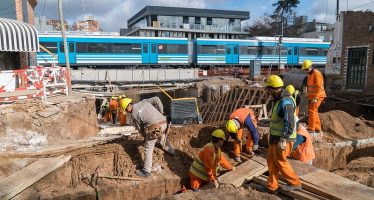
206;92;227;123
233;88;245;111
240;88;252;108
0;155;71;200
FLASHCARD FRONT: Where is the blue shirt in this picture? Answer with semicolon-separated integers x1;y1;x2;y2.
244;115;259;145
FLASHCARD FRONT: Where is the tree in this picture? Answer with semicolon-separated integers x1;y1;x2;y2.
273;0;300;14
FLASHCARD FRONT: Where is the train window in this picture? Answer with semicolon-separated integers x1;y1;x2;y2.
131;44;141;53
40;42;58;53
227;48;231;54
143;44;148;53
198;45;225;54
239;46;248;55
112;43;132;53
288;49;292;55
59;43;65;53
76;43;87;52
300;48;319;56
233;46;238;54
151;44;157;53
158;44;188;54
320;49;328;56
69;43;74;52
86;43;110;53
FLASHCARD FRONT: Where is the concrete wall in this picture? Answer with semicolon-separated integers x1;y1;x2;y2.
71;68;199;83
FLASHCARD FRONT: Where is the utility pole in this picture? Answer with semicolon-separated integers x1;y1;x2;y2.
336;0;340;20
278;0;285;73
58;0;72;94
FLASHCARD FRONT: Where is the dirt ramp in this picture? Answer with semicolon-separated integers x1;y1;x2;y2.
320;110;374;142
0;95;98;151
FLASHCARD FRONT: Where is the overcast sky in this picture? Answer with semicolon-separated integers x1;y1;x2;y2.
34;0;374;32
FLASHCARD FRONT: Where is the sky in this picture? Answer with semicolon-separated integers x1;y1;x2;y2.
34;0;374;32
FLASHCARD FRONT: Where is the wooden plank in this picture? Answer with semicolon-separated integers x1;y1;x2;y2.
206;92;227;123
289;159;374;200
218;156;267;187
253;176;322;200
240;88;252;108
247;89;258;105
213;90;231;122
233;88;245;111
0;155;71;200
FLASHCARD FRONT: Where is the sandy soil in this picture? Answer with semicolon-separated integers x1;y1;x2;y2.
334;157;374;188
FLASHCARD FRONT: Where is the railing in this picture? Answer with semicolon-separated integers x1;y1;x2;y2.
127;24;244;33
0;66;70;102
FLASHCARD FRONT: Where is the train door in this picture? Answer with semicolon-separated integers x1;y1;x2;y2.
58;42;76;64
142;43;158;64
225;45;239;64
287;47;299;65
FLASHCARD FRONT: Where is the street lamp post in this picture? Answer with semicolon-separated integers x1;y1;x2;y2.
278;0;285;73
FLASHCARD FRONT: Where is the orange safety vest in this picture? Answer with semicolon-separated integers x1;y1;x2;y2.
307;69;327;100
109;99;119;111
189;142;221;181
229;108;257;128
290;125;315;163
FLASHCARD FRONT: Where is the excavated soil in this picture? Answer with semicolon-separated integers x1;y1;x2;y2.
164;184;280;200
319;110;374;142
333;157;374;188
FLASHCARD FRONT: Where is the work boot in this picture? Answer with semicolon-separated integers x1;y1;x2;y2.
136;169;151;178
254;184;279;194
234;156;242;162
281;184;302;192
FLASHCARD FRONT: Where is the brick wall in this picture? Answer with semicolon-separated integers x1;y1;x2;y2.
341;11;374;93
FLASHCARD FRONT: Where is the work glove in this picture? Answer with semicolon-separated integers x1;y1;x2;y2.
311;98;318;104
213;180;219;188
253;144;259;151
278;138;287;151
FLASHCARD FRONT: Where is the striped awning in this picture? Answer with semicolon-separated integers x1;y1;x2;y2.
0;18;39;52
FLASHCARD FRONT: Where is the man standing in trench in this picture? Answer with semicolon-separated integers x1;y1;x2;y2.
264;75;302;192
120;97;175;177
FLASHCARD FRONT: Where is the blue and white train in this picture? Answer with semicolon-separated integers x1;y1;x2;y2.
37;34;330;68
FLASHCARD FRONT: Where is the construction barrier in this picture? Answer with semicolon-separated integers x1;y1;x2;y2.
0;66;69;102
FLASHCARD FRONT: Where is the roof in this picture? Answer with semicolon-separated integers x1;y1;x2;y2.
0;18;39;52
128;6;250;27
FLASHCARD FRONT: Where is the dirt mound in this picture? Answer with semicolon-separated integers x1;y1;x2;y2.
319;110;374;142
167;184;280;200
334;156;374;188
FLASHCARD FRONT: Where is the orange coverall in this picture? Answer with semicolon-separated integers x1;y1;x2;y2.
289;124;315;165
118;98;127;126
307;68;326;132
109;99;119;124
189;143;233;189
229;108;258;156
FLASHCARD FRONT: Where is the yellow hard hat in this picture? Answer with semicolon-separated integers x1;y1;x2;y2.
302;60;313;70
120;98;133;110
285;85;295;95
111;96;117;100
265;75;284;88
212;129;226;140
118;95;123;99
226;119;239;134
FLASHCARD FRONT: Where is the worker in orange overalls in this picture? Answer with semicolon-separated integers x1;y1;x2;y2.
103;100;112;123
189;129;234;191
289;124;315;165
109;96;119;124
226;108;260;162
265;75;302;192
302;60;326;137
118;96;127;126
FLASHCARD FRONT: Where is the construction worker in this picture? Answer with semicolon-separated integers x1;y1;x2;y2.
120;97;175;178
103;100;112;123
285;85;300;116
289;124;315;165
226;108;260;162
118;96;127;126
302;60;326;136
109;96;119;124
265;75;302;192
189;129;234;191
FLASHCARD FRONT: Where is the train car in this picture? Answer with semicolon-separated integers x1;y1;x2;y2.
193;38;259;66
254;36;330;67
37;34;190;67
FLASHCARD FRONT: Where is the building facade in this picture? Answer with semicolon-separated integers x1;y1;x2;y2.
326;11;374;94
72;16;100;32
298;20;334;42
0;0;38;69
122;6;250;39
34;16;69;31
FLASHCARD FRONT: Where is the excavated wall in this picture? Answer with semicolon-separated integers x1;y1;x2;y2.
0;95;98;151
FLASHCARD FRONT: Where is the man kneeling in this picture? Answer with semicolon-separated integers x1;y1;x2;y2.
189;129;234;191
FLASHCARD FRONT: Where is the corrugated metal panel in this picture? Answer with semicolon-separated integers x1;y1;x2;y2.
171;99;200;124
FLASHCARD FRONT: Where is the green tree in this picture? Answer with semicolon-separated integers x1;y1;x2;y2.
273;0;300;14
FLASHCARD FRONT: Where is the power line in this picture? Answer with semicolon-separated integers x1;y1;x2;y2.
42;0;47;16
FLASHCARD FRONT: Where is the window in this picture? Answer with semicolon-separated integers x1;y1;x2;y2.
111;43;141;53
195;17;201;24
227;48;231;54
300;48;319;56
40;42;57;53
198;45;225;54
229;18;235;25
77;43;110;53
59;43;73;53
183;16;189;24
158;44;188;54
207;17;212;25
69;43;74;52
233;46;238;54
143;44;148;53
239;46;259;55
151;44;157;53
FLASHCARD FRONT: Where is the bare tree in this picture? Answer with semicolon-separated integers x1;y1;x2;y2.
273;0;300;15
